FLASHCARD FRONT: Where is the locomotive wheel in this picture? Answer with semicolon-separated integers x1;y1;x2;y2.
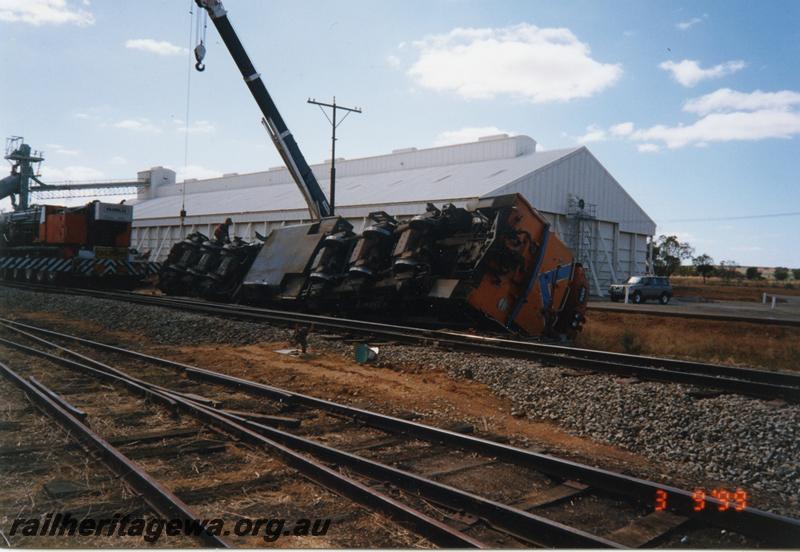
46;271;59;284
35;270;47;284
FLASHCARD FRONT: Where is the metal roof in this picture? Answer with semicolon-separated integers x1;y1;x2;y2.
131;134;655;235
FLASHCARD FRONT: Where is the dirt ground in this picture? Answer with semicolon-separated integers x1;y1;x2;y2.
4;310;693;490
3;301;799;547
577;310;800;372
171;341;651;471
0;321;428;549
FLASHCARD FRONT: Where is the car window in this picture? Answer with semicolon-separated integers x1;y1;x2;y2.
627;276;641;284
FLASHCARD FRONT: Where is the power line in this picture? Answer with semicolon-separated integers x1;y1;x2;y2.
611;211;800;226
657;211;800;223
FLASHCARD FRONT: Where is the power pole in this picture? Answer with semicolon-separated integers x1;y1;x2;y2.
307;96;361;215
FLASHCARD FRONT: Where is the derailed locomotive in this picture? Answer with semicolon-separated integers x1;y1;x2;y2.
159;0;589;339
158;194;589;339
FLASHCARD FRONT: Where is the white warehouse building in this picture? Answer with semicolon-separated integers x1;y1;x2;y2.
130;134;656;296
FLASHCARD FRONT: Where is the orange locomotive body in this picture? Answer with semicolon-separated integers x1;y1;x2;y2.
465;194;588;337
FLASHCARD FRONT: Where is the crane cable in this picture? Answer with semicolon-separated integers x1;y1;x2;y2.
194;7;208;71
180;0;196;225
180;5;208;226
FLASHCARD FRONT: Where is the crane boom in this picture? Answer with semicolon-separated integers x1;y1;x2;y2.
195;0;332;220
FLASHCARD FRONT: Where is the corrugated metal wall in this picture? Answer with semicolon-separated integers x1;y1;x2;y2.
536;213;649;295
491;148;653;236
132;141;653;296
133;207;649;296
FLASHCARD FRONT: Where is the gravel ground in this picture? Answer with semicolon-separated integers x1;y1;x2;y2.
2;286;798;517
361;346;800;517
0;287;291;345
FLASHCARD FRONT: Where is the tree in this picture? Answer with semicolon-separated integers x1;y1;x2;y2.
793;268;800;281
692;254;715;283
745;266;761;280
652;235;694;276
673;265;695;276
774;267;790;281
717;260;740;283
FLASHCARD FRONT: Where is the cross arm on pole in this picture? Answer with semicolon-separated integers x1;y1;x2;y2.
307;96;363;216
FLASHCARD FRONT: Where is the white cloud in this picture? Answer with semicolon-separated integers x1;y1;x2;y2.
407;23;622;103
659;59;746;87
571;122;632;145
385;54;401;68
110;155;127;165
632;109;800;149
0;0;94;26
73;110;103;121
627;87;800;149
433;126;513;146
576;124;606;143
676;15;707;31
636;143;661;153
609;121;634;136
176;165;223;181
41;165;103;182
683;88;800;115
575;122;633;144
114;118;162;133
174;119;215;134
125;38;187;57
46;143;79;156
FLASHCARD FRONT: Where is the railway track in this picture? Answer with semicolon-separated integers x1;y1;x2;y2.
1;319;799;548
589;303;800;328
2;281;800;403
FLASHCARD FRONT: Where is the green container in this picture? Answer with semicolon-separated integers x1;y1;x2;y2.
354;344;378;364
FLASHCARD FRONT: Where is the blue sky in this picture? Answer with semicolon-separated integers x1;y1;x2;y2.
1;0;799;267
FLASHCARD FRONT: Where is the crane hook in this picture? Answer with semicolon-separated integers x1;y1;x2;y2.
194;42;206;72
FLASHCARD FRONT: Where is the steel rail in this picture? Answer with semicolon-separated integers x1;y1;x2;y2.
0;336;179;411
133;381;489;549
0;322;620;548
142;296;800;389
0;361;232;548
2;281;798;401
0;281;793;386
0;334;487;548
3;319;799;547
173;392;621;549
589;303;800;328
